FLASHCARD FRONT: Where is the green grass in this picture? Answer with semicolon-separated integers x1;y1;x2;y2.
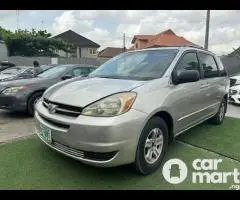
177;117;240;161
0;135;240;190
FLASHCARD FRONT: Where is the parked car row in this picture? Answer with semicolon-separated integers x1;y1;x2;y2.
0;64;97;115
32;46;229;175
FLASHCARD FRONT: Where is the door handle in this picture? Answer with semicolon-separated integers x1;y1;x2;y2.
200;84;210;89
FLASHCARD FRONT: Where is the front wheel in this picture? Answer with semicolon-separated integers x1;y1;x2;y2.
134;116;169;175
27;92;43;116
209;98;227;125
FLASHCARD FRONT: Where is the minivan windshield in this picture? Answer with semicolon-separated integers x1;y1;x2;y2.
89;49;178;80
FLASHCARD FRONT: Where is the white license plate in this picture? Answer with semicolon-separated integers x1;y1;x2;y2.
39;123;52;143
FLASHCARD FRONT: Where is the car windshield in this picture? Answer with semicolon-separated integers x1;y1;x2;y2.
37;65;67;78
0;66;26;75
89;49;178;80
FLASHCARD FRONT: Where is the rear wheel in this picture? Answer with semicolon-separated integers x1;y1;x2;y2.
209;98;227;125
134;116;169;175
27;92;43;116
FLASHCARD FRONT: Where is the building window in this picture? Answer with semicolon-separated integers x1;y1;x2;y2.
89;48;97;55
135;43;138;49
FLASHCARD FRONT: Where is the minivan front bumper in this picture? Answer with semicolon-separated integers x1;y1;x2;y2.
34;100;148;167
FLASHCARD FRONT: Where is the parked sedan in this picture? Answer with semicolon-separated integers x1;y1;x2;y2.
0;61;15;72
0;64;97;115
0;66;34;82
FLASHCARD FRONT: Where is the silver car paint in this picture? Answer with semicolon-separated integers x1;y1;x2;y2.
35;47;229;167
46;78;146;107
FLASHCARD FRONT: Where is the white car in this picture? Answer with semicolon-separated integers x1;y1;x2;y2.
229;85;240;105
230;74;240;87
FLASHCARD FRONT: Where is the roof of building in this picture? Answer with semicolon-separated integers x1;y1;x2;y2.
98;47;124;58
130;29;201;50
52;30;100;48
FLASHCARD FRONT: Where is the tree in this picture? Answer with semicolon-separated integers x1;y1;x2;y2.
0;26;73;57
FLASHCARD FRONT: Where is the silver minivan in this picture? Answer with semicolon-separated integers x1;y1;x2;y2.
34;46;229;175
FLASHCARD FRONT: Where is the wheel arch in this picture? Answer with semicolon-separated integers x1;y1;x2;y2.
140;110;175;143
27;89;46;102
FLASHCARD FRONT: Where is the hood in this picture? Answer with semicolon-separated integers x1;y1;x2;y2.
45;77;146;107
0;77;53;92
0;74;16;80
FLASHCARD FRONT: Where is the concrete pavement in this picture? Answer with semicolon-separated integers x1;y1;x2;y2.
0;111;35;144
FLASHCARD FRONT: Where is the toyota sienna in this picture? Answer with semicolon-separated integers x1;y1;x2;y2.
34;46;229;175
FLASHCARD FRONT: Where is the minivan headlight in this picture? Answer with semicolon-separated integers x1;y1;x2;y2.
81;92;137;117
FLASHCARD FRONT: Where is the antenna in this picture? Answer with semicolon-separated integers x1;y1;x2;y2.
123;33;126;52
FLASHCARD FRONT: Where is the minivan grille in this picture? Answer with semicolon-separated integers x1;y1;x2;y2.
43;98;82;117
52;141;118;161
39;114;70;130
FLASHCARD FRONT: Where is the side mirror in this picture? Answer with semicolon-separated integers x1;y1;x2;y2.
61;74;73;80
172;70;200;85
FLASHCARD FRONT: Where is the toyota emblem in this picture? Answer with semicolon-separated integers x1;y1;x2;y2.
48;103;57;114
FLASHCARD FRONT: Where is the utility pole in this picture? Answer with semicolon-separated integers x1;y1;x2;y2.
41;20;44;30
204;10;210;50
16;10;20;30
123;33;126;52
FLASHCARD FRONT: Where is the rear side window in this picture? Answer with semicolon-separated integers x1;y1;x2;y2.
175;52;200;76
199;52;219;78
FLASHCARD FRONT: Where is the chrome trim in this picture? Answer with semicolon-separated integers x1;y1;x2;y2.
55;107;80;115
42;100;81;116
177;102;220;121
175;113;215;137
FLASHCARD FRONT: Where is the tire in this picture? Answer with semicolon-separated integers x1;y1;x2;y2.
134;116;169;175
209;98;227;125
27;92;43;116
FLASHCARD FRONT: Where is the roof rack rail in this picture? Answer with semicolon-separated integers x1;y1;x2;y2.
176;44;205;49
176;45;215;53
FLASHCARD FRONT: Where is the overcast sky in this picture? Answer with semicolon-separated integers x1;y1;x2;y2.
0;10;239;55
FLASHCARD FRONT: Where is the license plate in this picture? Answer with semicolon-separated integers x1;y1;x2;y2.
39;123;52;143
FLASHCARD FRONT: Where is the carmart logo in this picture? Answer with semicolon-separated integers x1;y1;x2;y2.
162;158;188;184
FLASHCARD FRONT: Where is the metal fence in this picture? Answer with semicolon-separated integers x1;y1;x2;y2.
6;55;240;77
5;56;109;67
